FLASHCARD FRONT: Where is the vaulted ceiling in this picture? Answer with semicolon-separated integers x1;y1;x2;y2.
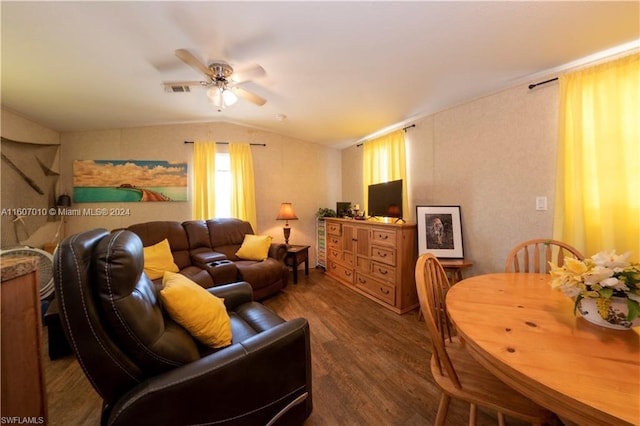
2;1;638;147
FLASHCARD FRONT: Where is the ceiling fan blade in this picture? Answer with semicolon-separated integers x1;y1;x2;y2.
175;49;214;78
230;64;266;83
231;86;266;106
163;81;207;87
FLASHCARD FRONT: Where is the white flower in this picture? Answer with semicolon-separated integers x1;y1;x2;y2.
582;267;614;285
599;277;629;292
590;250;630;269
558;284;583;298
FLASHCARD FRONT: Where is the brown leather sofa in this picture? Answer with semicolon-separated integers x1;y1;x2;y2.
126;218;288;300
53;228;312;425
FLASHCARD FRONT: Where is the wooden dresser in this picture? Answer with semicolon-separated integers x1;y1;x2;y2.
324;218;418;314
1;255;47;422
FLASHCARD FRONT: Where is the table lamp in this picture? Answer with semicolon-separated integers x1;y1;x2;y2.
276;202;298;245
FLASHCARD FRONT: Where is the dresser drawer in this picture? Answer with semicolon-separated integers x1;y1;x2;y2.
327;235;342;249
370;261;396;282
326;222;342;236
355;273;395;305
328;260;354;285
327;248;342;263
371;228;397;247
370;245;396;266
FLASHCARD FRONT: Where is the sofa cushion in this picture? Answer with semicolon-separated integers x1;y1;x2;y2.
179;265;216;288
227;302;285;343
183;220;211;251
235;234;273;261
161;272;232;348
236;258;287;290
127;221;191;269
143;238;180;280
207;218;254;247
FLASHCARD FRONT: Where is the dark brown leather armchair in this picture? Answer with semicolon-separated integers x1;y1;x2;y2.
53;228;312;426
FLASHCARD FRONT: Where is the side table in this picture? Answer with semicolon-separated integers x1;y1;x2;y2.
284;245;310;284
439;259;473;284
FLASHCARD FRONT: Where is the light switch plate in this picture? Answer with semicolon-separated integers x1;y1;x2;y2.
536;196;547;211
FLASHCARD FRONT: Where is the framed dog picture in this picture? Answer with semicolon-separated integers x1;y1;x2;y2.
416;205;464;258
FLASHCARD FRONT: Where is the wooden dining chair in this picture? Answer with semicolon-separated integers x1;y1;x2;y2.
504;239;584;273
415;253;556;426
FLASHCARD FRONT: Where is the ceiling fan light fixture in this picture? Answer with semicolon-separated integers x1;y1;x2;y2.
207;86;237;111
222;88;238;106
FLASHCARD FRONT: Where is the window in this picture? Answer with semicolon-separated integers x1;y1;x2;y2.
193;142;257;228
362;129;408;219
554;53;639;258
215;153;231;218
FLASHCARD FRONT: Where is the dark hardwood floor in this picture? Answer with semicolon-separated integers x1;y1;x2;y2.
43;268;529;425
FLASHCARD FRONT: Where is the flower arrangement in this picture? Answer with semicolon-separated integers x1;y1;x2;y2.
549;251;640;324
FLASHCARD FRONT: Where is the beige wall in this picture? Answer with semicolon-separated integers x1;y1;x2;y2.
1;108;60;145
3;80;558;275
58;122;341;264
341;82;559;274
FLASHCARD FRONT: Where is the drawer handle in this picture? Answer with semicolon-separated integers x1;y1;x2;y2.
377;268;388;275
377;252;387;257
378;234;388;240
380;287;390;295
358;277;366;284
345;271;352;277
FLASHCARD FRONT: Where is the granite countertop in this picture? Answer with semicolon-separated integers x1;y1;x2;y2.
1;256;40;282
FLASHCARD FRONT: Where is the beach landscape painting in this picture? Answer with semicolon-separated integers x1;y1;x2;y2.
73;160;188;202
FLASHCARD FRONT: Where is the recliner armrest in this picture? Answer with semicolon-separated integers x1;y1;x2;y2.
268;242;287;262
207;281;253;307
106;318;312;426
191;250;227;267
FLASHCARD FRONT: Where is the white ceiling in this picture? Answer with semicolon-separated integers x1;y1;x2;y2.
2;1;639;148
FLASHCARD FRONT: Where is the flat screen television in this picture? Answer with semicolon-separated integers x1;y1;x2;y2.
367;179;403;219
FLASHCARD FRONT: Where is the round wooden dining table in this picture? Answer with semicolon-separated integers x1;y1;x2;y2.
446;273;639;426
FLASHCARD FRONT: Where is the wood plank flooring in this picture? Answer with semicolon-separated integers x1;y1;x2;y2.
42;268;532;425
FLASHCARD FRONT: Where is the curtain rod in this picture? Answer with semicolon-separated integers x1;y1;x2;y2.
356;124;415;148
528;77;558;90
184;141;266;146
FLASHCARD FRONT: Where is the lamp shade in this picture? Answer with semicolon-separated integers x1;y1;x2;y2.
276;203;298;221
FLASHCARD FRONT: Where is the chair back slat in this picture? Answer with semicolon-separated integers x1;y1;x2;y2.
505;239;584;273
415;254;461;388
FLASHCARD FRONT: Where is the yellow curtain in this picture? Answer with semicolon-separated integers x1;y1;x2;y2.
192;141;216;220
363;129;408;218
229;143;257;230
553;53;639;260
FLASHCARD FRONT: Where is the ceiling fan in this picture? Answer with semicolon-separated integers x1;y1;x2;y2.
164;49;267;111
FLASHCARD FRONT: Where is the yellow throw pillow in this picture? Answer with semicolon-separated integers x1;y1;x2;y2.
143;238;180;280
160;272;232;348
235;234;273;261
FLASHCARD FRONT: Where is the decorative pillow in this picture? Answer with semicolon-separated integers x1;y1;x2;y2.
160;272;232;348
235;234;273;261
143;238;179;280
